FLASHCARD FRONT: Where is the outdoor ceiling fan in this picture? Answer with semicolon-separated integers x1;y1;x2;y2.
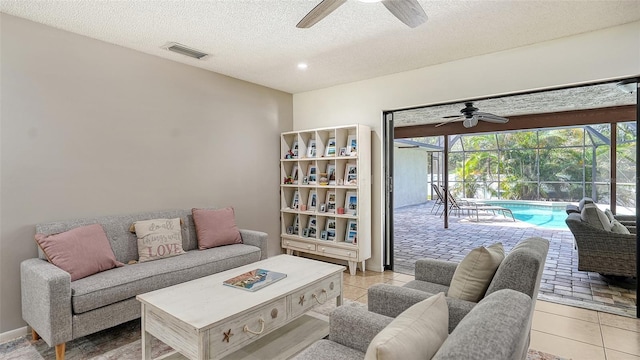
297;0;427;28
436;102;509;128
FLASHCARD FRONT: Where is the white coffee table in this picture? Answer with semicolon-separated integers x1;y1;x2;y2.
137;255;344;360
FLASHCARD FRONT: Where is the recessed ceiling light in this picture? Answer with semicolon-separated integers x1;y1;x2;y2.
297;63;308;70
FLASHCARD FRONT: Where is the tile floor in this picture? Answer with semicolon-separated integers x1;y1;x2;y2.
393;202;637;317
343;269;640;360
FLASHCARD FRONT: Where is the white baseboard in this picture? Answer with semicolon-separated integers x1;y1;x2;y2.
0;326;29;343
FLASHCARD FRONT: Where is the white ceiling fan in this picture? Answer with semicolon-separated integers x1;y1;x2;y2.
297;0;428;28
436;102;509;128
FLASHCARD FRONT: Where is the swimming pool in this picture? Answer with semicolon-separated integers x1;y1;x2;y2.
481;201;569;229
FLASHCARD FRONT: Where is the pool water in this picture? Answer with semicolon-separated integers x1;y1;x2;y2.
482;201;569;229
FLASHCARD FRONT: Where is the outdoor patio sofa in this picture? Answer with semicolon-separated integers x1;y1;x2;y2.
21;208;268;360
565;199;637;277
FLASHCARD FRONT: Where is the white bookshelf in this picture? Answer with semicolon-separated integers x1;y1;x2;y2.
280;124;371;276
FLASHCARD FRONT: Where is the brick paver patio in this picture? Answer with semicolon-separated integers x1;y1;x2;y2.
393;201;637;317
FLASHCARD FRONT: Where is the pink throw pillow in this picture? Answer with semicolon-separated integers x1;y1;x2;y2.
192;207;243;250
35;224;124;281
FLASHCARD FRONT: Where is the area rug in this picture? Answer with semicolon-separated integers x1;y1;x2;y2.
1;305;568;360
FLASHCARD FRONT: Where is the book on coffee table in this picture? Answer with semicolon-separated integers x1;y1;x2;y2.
223;268;287;292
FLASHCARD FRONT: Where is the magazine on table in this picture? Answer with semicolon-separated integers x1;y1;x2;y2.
223;269;287;292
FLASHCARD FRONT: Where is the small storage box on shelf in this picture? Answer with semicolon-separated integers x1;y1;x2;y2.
280;124;371;275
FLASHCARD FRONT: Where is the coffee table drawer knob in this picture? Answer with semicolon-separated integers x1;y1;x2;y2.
243;318;266;335
271;308;278;319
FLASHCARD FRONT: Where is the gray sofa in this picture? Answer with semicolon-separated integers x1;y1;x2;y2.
294;289;533;360
21;209;268;360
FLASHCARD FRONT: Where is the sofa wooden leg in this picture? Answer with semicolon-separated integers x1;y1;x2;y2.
55;343;65;360
31;329;40;340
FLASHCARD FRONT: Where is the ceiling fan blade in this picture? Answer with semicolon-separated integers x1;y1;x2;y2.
442;114;461;119
474;112;509;123
297;0;347;28
435;116;463;127
381;0;427;28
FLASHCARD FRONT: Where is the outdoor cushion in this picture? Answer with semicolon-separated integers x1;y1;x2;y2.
581;203;610;230
610;220;631;234
565;204;580;215
578;197;594;210
604;209;615;222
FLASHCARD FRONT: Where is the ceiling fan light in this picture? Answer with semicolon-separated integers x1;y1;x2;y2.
463;117;478;128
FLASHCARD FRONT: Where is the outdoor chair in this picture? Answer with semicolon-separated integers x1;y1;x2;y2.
565;207;637;278
441;188;515;221
430;184;445;214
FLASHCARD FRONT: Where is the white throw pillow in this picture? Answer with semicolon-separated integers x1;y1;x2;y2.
447;243;505;302
364;292;448;360
133;218;185;262
610;219;631;234
604;208;615;222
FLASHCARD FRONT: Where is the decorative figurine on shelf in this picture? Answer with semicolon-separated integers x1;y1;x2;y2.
284;149;296;159
319;173;328;186
284;176;293;184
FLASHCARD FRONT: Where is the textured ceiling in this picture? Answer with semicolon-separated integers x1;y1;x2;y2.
1;1;639;94
394;81;638;127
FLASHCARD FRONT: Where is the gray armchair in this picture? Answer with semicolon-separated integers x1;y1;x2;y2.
368;237;549;332
294;289;533;360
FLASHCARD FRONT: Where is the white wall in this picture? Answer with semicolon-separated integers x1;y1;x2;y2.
0;14;293;334
293;21;640;272
393;148;428;208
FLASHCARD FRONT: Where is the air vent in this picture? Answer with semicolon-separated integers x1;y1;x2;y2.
162;42;209;60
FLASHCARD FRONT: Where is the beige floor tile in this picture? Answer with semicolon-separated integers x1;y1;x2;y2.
605;349;640;360
601;325;640;356
599;312;640;333
530;330;606;360
344;269;395;279
342;274;388;288
343;285;368;301
383;279;409;287
354;294;368;304
532;310;603;346
535;300;599;323
391;273;415;282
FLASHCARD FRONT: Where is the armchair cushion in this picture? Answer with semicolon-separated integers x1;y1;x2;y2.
364;292;448;360
367;284;475;333
447;243;504;302
329;304;393;353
